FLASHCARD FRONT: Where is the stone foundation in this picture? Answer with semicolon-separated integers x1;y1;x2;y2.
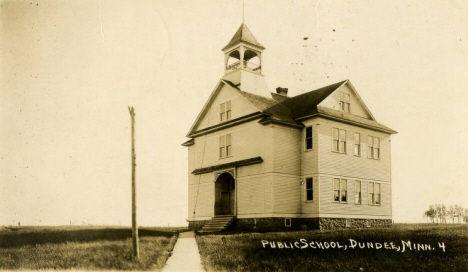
189;217;392;232
319;218;392;230
188;220;208;231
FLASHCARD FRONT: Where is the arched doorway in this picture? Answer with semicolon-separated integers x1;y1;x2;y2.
215;172;235;215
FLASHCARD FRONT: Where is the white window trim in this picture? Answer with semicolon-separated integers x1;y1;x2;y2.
332;128;347;154
333;178;348;203
219;134;232;159
220;101;232;123
354;133;361;156
367;136;380;160
339;92;351;112
354;180;362;205
305;126;313;151
305;177;313;202
368;182;381;206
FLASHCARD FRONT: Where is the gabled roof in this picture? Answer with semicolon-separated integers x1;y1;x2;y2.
222;24;265;51
265;80;347;120
185;79;397;140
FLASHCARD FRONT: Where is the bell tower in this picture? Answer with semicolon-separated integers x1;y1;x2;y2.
221;24;271;98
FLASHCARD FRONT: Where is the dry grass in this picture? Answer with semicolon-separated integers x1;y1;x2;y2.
196;223;468;272
0;226;185;270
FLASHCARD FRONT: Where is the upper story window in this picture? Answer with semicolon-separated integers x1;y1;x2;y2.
367;136;380;159
333;178;347;203
219;134;232;158
354;133;361;156
220;101;231;122
305;126;313;150
306;177;313;201
332;128;346;153
355;180;362;204
339;92;350;112
368;182;381;205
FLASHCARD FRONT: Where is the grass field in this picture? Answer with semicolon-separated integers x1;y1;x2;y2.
0;225;186;270
197;224;468;272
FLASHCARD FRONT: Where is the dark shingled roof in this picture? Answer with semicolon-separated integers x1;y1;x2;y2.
222;24;265;51
191;79;397;136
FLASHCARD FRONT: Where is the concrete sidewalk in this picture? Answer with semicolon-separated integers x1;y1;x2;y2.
162;231;205;272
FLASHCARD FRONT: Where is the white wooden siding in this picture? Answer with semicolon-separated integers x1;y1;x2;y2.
300;174;320;215
319;175;392;218
190;120;272;173
194;84;259;131
272;174;301;213
317;118;392;182
273;125;301;175
237;174;271;215
300;120;320;176
319;83;372;119
188;182;214;220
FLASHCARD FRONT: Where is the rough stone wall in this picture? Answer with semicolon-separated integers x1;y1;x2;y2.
319;218;392;230
188;220;208;231
191;217;391;232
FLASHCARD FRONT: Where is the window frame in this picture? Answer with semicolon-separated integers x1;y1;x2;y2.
219;134;232;159
339;92;351;112
368;182;381;206
220;101;232;123
355;180;362;205
354;133;361;156
305;126;313;150
305;177;313;201
332;128;347;153
333;178;348;203
345;218;351;228
285;218;291;227
367;136;380;160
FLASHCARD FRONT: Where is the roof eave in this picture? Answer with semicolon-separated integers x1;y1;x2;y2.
296;113;397;134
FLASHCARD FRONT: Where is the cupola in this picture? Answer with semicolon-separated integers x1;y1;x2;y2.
222;24;265;75
221;24;271;98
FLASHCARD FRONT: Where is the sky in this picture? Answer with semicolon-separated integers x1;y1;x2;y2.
1;0;468;226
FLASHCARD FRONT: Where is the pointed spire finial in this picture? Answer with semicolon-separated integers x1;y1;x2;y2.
242;0;245;23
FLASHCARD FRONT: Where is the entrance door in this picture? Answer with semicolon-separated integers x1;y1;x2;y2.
221;192;230;214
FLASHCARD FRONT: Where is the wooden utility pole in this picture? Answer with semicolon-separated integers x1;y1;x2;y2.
128;106;139;258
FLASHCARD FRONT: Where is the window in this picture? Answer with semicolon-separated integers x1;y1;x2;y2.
220;101;231;122
368;182;381;205
219;134;232;158
333;178;347;203
367;136;380;159
332;128;346;153
306;177;313;201
285;218;291;227
354;133;361;156
339;92;350;112
305;126;313;150
355;180;362;204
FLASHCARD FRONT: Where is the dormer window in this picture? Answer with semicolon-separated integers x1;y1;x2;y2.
339;92;350;112
220;101;231;122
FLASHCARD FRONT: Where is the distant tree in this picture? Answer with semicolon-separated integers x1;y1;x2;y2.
463;208;468;224
454;205;464;224
434;204;447;224
447;205;456;224
424;205;436;223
